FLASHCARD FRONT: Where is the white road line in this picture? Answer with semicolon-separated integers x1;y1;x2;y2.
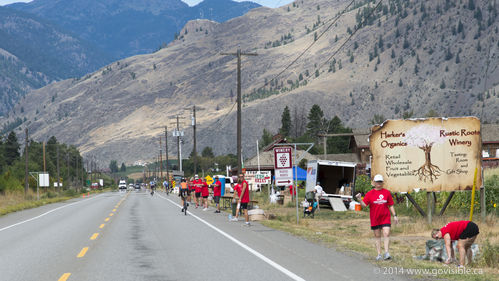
0;194;105;233
157;193;306;281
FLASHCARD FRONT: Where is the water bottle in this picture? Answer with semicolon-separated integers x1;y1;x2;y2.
228;214;232;220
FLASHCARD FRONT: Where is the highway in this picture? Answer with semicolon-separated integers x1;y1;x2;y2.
0;190;407;281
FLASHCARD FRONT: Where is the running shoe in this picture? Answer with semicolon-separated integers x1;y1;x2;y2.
384;253;391;260
230;217;238;222
244;222;251;226
203;208;208;211
376;254;382;261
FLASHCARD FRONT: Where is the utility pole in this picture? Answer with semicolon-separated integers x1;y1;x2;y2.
57;146;60;190
221;49;257;175
24;128;29;194
165;126;170;184
192;106;197;175
159;136;163;180
176;115;180;172
43;141;46;172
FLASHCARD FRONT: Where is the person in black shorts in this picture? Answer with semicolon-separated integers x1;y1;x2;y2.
431;221;479;266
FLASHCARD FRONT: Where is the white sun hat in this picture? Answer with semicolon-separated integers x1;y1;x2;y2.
373;174;384;182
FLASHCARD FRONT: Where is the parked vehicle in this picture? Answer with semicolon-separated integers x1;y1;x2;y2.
91;183;99;190
305;160;357;208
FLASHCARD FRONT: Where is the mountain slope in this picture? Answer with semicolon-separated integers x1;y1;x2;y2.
0;6;112;115
9;0;260;58
6;0;499;164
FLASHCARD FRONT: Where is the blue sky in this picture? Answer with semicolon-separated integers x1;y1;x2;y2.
0;0;294;8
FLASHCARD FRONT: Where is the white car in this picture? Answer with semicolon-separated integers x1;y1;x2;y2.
118;180;127;190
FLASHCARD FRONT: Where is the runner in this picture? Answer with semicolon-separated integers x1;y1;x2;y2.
194;175;202;208
189;177;195;203
212;176;222;213
201;178;209;211
230;179;242;221
355;174;398;261
431;221;480;267
238;173;251;226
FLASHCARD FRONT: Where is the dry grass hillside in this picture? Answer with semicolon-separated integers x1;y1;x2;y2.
5;0;499;165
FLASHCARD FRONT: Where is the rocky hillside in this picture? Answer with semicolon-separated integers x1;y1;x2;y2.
6;0;499;165
9;0;260;58
0;6;112;116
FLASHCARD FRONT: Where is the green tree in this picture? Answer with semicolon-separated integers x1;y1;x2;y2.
120;163;126;172
326;116;352;153
425;109;439;117
4;131;20;166
402;110;414;119
259;129;273;149
369;114;385;125
306;104;326;139
201;146;215;158
109;160;119;173
279;106;291;137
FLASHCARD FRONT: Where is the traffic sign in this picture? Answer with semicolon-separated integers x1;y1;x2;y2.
205;175;214;185
172;180;176;187
274;147;292;169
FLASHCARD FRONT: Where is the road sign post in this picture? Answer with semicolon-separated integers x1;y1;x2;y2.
274;143;314;224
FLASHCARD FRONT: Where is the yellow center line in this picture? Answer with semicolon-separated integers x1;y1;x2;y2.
77;247;89;258
58;273;71;281
109;213;114;216
105;218;110;222
99;224;105;229
90;233;99;240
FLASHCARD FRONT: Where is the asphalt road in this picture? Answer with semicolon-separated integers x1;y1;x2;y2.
0;190;408;281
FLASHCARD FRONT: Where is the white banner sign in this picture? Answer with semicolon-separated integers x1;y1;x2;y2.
39;173;49;187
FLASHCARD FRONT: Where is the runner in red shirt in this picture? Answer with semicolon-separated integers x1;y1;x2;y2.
356;174;398;261
189;177;196;203
238;173;251;226
431;221;479;266
193;175;202;208
212;176;222;213
201;178;209;211
230;180;242;221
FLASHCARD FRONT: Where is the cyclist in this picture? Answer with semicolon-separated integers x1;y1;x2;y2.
179;178;189;213
163;180;169;194
150;180;156;196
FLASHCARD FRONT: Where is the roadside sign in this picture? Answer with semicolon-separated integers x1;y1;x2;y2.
274;147;293;186
39;173;49;187
275;168;293;186
205;175;214;185
274;147;292;169
172;180;176;187
255;171;271;184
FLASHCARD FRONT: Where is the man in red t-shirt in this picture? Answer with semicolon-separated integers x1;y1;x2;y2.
356;174;398;261
431;221;479;266
212;176;222;213
238;173;251;226
230;179;242;221
201;178;210;211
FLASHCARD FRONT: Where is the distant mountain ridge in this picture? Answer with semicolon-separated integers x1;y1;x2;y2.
8;0;261;58
0;6;112;115
4;0;498;165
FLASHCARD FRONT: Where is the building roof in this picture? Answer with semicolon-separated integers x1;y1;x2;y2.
351;128;370;148
244;150;317;169
482;124;499;143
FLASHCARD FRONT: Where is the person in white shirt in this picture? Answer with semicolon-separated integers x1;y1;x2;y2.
314;182;323;210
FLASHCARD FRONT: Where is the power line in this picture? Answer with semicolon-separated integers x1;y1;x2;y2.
256;0;357;92
317;0;384;74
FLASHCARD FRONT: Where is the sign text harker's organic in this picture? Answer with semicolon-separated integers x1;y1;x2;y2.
370;117;482;192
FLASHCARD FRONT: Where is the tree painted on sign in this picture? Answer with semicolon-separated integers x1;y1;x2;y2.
404;125;445;183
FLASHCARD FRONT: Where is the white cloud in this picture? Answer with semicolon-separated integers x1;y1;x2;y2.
182;0;293;8
0;0;31;5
